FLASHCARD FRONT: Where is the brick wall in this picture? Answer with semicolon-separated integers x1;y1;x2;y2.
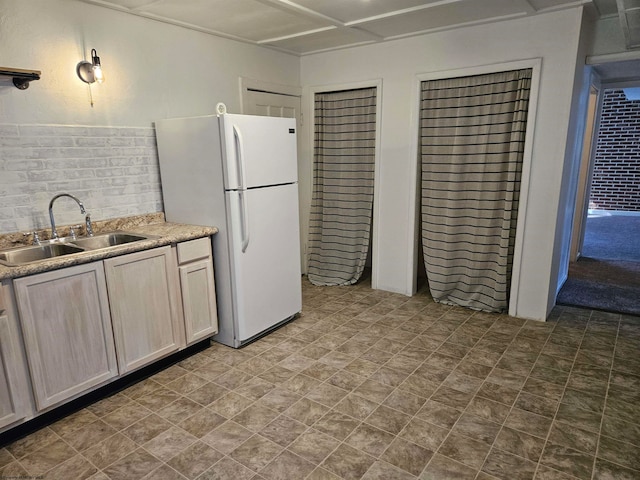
0;124;163;234
590;89;640;212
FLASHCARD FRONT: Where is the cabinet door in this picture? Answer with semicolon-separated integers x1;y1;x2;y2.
179;259;218;344
0;312;30;430
105;246;183;374
14;263;118;411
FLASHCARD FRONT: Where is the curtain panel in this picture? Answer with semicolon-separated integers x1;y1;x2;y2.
307;87;377;286
420;69;532;312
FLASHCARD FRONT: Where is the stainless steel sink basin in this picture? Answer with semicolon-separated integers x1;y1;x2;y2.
70;232;150;250
0;244;84;266
0;231;157;267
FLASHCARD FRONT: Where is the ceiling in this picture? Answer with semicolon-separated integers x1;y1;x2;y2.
77;0;620;56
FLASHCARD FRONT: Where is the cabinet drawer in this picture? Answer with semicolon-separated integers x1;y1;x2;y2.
177;237;212;265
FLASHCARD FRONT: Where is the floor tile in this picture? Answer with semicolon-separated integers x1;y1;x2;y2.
259;449;316;480
259;415;307;447
198;456;255;480
321;443;375;480
539;442;594;480
142;426;197;462
345;423;396;457
229;434;283;471
380;437;433;476
481;448;537;480
399;417;448;451
365;405;411;435
438;432;491;469
547;421;598;455
83;433;138;470
201;421;253;454
421;453;477;479
165;440;223;479
334;393;379;420
102;448;162;480
314;410;361;441
361;460;417;479
284;398;329;426
493;427;545;462
45;454;98;480
415;400;462;429
597;435;640;472
288;429;340;464
19;438;76;476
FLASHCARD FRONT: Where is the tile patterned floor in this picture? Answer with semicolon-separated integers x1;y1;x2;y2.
1;278;640;479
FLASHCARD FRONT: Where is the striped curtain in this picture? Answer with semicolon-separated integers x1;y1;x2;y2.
307;87;377;286
420;69;532;312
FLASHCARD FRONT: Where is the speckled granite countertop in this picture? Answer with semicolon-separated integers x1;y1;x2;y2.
0;213;218;281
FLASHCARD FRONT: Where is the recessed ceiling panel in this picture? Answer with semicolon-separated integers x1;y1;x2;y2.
138;0;332;41
528;0;592;11
96;0;165;9
266;27;376;54
76;0;607;55
355;0;528;38
290;0;443;23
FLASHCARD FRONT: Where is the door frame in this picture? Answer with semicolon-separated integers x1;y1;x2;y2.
306;79;383;289
570;81;602;262
570;77;640;261
408;59;542;317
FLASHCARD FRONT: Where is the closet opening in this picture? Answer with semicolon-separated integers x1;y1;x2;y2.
307;86;378;287
416;69;533;313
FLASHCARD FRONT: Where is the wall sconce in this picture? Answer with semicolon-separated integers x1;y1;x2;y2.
76;49;105;84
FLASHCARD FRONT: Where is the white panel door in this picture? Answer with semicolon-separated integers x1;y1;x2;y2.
226;183;302;342
222;114;298;189
244;90;300;119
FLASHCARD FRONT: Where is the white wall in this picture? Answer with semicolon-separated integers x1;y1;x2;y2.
300;8;586;320
0;0;299;232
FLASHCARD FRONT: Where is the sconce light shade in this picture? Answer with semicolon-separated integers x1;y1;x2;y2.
77;49;105;84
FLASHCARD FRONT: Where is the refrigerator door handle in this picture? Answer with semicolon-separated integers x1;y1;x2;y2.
239;190;250;252
233;125;248;191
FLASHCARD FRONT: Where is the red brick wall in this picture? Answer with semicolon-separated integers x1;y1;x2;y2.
590;89;640;212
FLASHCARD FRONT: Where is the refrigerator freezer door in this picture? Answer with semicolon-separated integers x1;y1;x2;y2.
222;114;298;190
226;183;302;343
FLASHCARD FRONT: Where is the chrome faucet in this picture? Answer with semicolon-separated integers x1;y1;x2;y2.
48;193;89;240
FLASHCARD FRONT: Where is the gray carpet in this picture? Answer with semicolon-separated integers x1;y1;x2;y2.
557;214;640;316
582;214;640;261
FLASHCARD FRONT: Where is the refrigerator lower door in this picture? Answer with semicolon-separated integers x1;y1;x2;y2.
226;183;302;343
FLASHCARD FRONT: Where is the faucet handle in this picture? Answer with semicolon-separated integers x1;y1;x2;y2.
69;225;83;239
23;232;41;245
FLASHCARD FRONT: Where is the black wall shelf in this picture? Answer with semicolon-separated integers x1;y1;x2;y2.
0;67;41;90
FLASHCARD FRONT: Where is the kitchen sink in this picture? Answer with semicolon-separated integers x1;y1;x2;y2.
70;232;150;250
0;244;84;266
0;231;157;267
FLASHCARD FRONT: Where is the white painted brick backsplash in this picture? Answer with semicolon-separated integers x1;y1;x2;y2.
0;124;163;234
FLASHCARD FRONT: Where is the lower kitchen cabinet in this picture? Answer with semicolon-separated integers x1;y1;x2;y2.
104;246;185;374
0;283;32;429
13;263;118;411
177;238;218;345
1;235;219;433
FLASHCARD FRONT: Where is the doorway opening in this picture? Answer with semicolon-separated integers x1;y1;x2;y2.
559;86;640;315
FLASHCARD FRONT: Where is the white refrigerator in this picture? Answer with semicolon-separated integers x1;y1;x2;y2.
155;113;302;348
